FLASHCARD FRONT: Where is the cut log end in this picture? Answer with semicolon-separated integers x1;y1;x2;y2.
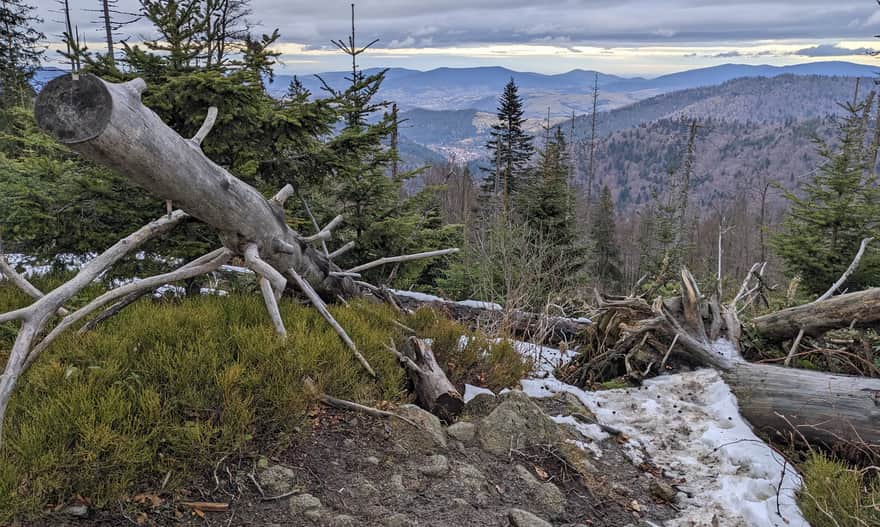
35;74;113;144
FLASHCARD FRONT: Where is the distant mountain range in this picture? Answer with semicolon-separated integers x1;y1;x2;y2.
266;61;878;118
33;62;880;212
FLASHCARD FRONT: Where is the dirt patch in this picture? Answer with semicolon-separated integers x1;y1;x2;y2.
23;397;680;527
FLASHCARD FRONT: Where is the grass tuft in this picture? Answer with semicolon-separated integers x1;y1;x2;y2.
0;283;528;520
0;286;405;520
798;452;880;527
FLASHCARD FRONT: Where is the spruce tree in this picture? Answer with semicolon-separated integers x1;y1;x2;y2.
519;127;577;248
482;78;533;211
0;0;43;107
590;185;622;291
773;94;880;294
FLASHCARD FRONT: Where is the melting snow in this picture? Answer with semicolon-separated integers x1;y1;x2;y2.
512;340;809;527
463;383;495;403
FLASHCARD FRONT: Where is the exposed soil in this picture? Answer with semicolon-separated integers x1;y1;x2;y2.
19;394;680;527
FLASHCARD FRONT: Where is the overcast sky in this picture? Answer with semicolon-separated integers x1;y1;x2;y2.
38;0;880;76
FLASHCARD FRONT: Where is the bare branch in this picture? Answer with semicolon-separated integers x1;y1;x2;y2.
191;106;218;146
347;248;459;274
329;241;355;259
271;184;295;206
0;254;69;316
259;277;286;338
243;243;286;299
816;237;873;302
271;238;297;255
300;215;342;244
25;249;232;369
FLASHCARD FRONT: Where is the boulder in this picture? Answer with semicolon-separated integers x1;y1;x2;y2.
478;391;559;455
508;508;553;527
395;404;447;447
418;454;450;477
259;464;298;494
446;421;477;442
513;465;566;517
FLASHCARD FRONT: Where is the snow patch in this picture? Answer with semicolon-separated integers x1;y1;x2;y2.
510;339;578;376
463;384;495;403
514;343;808;527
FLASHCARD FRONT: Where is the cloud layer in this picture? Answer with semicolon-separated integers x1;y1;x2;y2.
34;0;880;74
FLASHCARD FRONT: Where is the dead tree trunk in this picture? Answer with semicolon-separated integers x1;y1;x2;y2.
0;74;459;447
35;73;354;299
568;269;880;452
393;294;590;344
752;287;880;341
390;337;463;422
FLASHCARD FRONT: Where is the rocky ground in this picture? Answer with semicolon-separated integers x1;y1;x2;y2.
31;388;681;526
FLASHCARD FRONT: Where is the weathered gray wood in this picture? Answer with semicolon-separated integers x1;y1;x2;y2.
399;337;464;422
35;73;357;299
752;287;880;341
723;362;880;447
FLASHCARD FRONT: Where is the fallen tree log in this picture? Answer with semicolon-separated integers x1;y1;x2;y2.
35;73;353;299
566;270;880;454
752;287;880;342
392;293;590;344
0;74;459;446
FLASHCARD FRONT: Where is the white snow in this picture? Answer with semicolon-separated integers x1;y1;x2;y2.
463;383;495;403
510;339;578;376
511;340;809;527
456;299;503;310
389;288;503;310
388;289;443;302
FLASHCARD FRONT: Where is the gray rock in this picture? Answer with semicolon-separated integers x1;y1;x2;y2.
478;391;559;455
395;404;447;447
389;474;406;493
289;493;323;515
463;393;499;418
383;513;413;527
513;465;566;517
329;514;358;527
418;453;449;476
650;478;678;503
508;508;553;527
457;463;488;493
260;464;298;494
446;421;476;442
365;455;380;465
62;504;89;518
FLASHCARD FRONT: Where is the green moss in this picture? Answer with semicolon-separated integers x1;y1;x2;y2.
0;286;405;520
599;378;629;390
798;453;880;527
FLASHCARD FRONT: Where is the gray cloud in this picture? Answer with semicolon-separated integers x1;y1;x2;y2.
34;0;880;50
794;43;875;56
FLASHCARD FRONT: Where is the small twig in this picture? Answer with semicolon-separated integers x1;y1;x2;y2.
660;333;679;369
261;489;300;501
783;328;806;367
